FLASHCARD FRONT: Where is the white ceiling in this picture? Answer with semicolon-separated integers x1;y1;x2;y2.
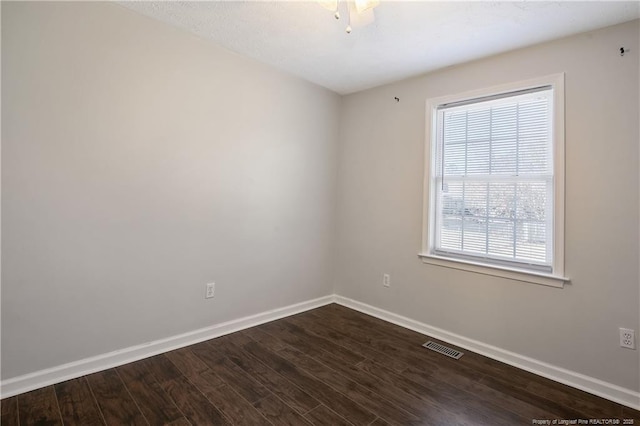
120;1;640;95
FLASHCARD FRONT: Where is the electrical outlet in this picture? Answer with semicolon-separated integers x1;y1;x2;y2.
205;283;215;299
620;328;635;349
383;273;391;288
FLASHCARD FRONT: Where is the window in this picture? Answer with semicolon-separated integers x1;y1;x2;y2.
420;74;568;287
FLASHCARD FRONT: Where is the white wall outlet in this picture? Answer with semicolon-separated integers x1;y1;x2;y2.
383;273;391;288
620;328;635;349
205;282;215;299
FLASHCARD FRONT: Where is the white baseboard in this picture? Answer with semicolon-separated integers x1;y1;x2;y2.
0;295;335;398
334;295;640;411
3;293;639;412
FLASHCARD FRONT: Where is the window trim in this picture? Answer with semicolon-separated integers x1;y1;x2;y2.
419;74;569;288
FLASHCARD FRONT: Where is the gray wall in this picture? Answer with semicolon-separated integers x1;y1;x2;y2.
334;20;640;391
2;1;639;395
1;2;340;379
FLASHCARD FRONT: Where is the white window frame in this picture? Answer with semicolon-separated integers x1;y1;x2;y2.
419;74;569;288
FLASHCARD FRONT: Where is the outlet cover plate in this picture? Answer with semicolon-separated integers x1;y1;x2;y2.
383;274;391;288
620;328;635;349
206;283;215;299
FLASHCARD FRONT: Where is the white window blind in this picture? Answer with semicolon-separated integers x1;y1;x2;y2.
433;87;554;273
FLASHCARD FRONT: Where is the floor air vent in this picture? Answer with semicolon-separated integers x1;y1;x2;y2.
422;341;464;359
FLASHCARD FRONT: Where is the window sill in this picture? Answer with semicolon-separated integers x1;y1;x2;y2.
417;253;569;288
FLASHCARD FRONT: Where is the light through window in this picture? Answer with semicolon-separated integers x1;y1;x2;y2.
422;76;567;283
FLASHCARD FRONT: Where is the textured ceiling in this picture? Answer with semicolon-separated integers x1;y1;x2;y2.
120;1;640;95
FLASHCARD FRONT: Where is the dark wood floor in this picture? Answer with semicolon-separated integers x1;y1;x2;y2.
2;304;639;425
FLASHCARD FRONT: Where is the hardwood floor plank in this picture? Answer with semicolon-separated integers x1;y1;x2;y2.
622;406;640;420
368;418;391;426
117;360;186;425
54;378;105;425
165;347;210;377
286;312;410;373
215;331;254;347
240;327;288;352
242;340;377;425
185;341;224;366
253;394;314;426
164;347;225;396
397;360;557;421
211;335;320;414
261;319;365;365
325;305;550;391
309;306;486;383
525;379;623;419
191;342;271;404
357;356;527;425
304;405;354;426
198;383;271;426
85;369;147;426
282;312;510;425
278;341;471;425
165;419;192;426
323;306;465;359
184;369;226;401
312;307;505;426
275;346;420;426
480;374;588;419
141;354;184;384
1;396;20;426
159;376;230;426
458;348;574;395
17;386;63;426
